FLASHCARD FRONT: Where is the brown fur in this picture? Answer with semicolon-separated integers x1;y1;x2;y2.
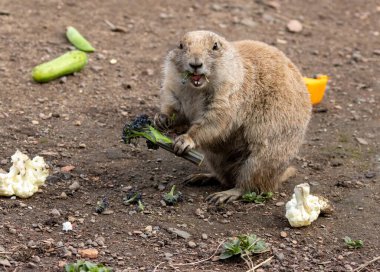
157;31;311;199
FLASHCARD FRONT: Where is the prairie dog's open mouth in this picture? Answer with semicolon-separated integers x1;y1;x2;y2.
182;72;208;88
191;74;203;87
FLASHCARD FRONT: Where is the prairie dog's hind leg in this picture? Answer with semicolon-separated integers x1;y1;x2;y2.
183;173;220;186
206;155;285;204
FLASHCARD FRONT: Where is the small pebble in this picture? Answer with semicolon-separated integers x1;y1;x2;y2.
69;181;80;191
79;248;99;259
188;241;197;248
50;208;61;217
287;19;303;33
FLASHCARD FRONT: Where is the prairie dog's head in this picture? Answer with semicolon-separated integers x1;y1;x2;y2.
166;31;232;89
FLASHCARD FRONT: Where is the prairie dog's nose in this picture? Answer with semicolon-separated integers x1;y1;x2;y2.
189;62;203;71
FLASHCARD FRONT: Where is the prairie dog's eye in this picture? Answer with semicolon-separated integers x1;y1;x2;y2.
179;43;183;49
212;42;219;50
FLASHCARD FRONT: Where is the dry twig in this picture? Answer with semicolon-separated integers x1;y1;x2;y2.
354;256;380;272
246;256;274;272
153;240;225;271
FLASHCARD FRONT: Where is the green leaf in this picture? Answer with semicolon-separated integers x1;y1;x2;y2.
64;260;112;272
219;234;268;261
219;251;234;260
242;192;257;202
253;240;268;253
242;192;273;203
344;236;363;249
65;264;76;272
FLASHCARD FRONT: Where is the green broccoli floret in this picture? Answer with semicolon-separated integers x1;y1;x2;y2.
122;114;172;149
163;185;183;205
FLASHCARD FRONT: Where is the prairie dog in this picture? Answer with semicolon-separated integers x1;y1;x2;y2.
155;31;311;203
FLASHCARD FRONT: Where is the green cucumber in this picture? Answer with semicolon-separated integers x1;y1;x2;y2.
66;26;95;52
32;50;88;83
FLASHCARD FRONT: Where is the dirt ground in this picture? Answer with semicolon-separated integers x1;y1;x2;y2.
0;0;379;271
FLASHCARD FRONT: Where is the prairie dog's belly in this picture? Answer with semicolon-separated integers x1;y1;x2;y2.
178;88;205;123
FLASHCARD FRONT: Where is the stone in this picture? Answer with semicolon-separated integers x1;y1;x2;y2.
287;20;303;33
364;171;376;179
78;248;99;259
61;165;75;172
0;259;11;267
355;137;368;145
241;18;257;27
276;252;285;261
95;236;105;246
60;192;68;199
50;208;61;217
167;228;191;239
164;252;173;259
211;3;223;11
69;181;80;191
188;241;197;248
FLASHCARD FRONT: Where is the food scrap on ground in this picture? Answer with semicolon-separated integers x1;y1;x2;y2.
32;50;88;83
0;150;49;198
285;183;334;227
163;185;183;206
66;26;96;53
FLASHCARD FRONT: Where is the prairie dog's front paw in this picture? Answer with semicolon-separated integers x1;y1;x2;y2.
173;134;195;155
154;113;171;130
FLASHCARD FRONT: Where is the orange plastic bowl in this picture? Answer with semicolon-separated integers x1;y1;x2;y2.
303;75;329;105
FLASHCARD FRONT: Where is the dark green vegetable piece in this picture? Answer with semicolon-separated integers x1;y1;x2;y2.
163;185;182;205
95;197;109;214
241;191;273;203
123;191;142;205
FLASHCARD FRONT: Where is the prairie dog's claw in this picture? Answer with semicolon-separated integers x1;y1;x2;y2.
173;134;195;155
206;188;244;204
154;113;170;130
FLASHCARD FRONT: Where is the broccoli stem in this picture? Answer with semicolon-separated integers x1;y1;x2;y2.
169;185;176;196
156;142;204;166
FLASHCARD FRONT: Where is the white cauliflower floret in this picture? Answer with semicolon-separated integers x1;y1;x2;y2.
285;183;332;228
0;150;49;198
